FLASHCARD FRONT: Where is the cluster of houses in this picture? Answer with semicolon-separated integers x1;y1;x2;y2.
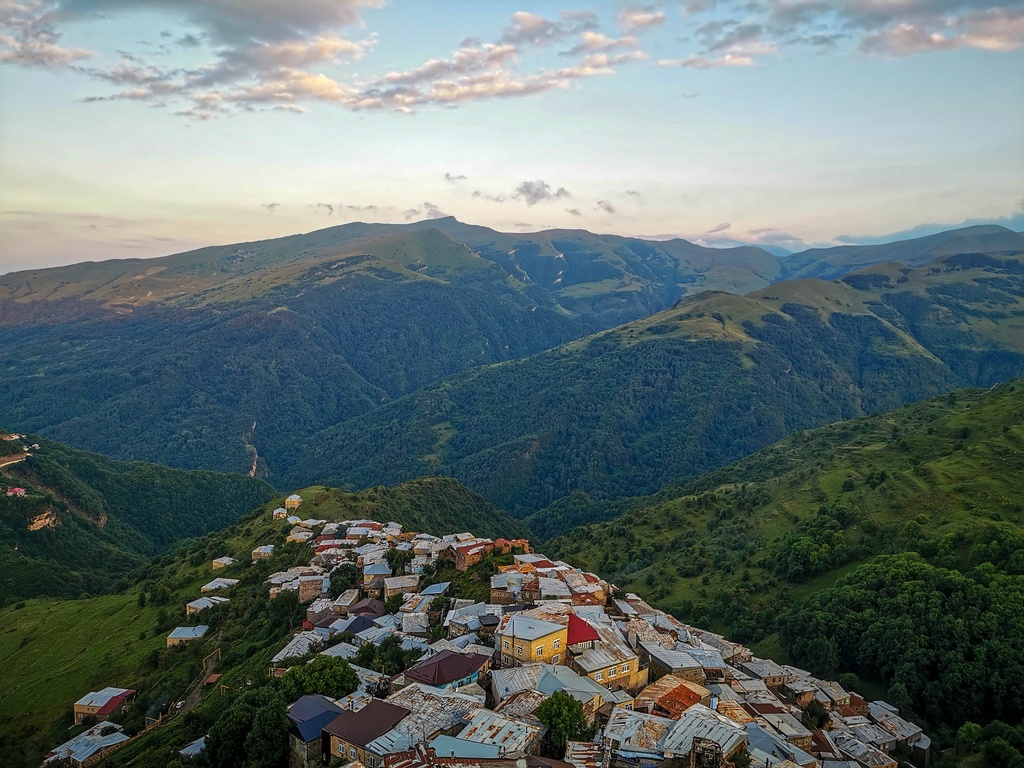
48;494;934;768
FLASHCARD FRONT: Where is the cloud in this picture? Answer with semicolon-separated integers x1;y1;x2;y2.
706;222;731;234
566;208;582;216
403;208;421;220
514;221;532;229
514;180;571;206
444;172;467;183
0;1;92;67
859;8;1024;56
562;31;638;56
660;53;758;68
619;9;666;33
500;11;597;47
262;202;281;212
1;4;646;116
657;0;1024;73
625;190;641;197
472;190;508;203
422;201;447;219
596;200;616;214
311;202;334;215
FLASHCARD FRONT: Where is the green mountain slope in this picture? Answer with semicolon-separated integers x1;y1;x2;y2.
287;251;1024;515
782;224;1024;280
546;382;1024;729
3;221;1018;480
0;476;524;764
0;434;275;603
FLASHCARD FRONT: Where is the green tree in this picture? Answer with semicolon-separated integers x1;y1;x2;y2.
535;690;593;757
958;721;982;754
206;686;288;768
279;655;359;702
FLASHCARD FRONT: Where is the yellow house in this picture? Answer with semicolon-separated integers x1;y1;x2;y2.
496;615;568;667
569;624;647;693
284;494;302;511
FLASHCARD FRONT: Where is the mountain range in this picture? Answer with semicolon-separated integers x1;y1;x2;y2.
1;219;1022;518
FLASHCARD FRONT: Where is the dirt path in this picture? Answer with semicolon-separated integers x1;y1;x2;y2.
180;651;218;713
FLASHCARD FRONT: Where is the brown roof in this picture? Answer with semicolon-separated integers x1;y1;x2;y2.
405;650;490;687
324;700;410;746
350;598;386;617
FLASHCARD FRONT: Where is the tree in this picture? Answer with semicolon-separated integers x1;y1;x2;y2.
957;721;982;754
801;700;829;731
206;686;288;768
328;564;360;599
384;594;404;615
535;690;594;757
279;655;359;702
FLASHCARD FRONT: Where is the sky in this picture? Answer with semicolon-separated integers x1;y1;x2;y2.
0;0;1022;273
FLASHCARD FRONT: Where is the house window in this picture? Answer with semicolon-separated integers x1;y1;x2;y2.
553;654;560;664
349;747;356;759
516;645;524;655
595;672;604;681
503;640;509;650
621;663;631;673
536;646;543;656
608;667;616;677
553;639;560;650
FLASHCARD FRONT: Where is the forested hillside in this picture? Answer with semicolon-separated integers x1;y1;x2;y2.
3;220;1018;482
0;435;275;602
547;382;1024;733
289;250;1024;515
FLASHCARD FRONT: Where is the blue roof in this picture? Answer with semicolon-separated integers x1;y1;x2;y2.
421;582;451;596
288;694;344;743
430;735;502;759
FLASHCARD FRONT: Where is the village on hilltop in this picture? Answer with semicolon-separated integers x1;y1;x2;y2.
50;493;932;768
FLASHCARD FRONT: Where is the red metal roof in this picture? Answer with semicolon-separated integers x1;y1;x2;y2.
96;689;136;716
566;614;600;645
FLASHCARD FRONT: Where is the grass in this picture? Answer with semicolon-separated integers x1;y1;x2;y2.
0;594;165;759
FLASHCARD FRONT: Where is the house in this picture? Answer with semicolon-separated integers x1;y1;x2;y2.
211;556;236;570
636;640;705;683
201;577;239;592
324;699;412;768
568;623;644;693
167;626;209;647
332;589;361;615
253;544;275;560
298;574;329;603
491;664;616;724
186;595;229;617
739;658;790;688
285;494;303;510
496;615;568;667
457;709;542;755
43;723;129;766
384;574;422;600
273;507;288;520
364;562;393;584
287;694;344;768
6;487;26;497
454;542;494;571
271;631;325;671
386;681;488;741
420;582;451;598
349;598;387;618
633;675;711;719
405;650;490;690
73;687;137;725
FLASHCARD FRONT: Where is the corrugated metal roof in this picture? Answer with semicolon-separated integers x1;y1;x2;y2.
458;709;540;753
